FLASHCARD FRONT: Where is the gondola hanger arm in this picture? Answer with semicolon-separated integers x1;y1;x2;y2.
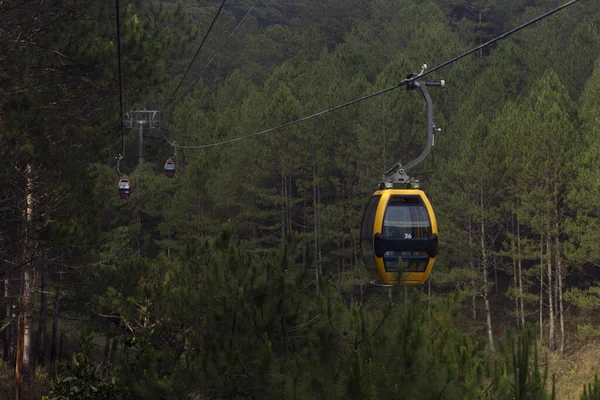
381;65;444;189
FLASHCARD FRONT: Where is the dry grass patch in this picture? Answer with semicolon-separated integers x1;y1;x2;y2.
545;339;600;400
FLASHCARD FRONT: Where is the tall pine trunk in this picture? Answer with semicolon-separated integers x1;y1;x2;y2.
539;232;544;340
546;230;555;351
281;136;287;244
469;217;476;321
517;218;525;328
3;271;11;362
50;283;60;362
555;200;565;357
312;146;320;296
17;163;35;388
37;269;48;366
511;215;519;328
481;189;494;351
281;170;286;244
109;335;119;365
557;245;565;358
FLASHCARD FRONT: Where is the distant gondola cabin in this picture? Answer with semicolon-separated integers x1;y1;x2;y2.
164;159;175;178
118;178;131;199
360;189;438;286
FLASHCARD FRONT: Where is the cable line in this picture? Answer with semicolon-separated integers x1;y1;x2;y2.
167;0;584;150
163;0;227;110
168;85;400;149
115;0;125;156
164;3;254;112
406;0;583;84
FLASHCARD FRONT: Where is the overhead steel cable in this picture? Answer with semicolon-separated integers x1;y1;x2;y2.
164;3;255;112
166;0;584;150
162;0;227;111
169;85;401;149
115;0;125;157
403;0;583;84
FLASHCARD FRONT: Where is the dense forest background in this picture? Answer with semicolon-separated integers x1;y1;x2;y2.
3;0;600;398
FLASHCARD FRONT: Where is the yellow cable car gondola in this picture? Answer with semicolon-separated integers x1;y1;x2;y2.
361;188;438;286
360;68;444;286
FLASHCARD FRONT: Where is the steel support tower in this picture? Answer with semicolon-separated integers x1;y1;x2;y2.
124;110;160;164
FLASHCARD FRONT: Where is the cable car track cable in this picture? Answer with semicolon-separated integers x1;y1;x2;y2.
115;0;125;157
405;0;583;84
114;0;131;198
165;0;583;150
166;85;400;149
163;0;228;111
164;3;255;112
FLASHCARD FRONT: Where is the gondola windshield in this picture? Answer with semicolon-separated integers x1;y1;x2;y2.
382;196;432;273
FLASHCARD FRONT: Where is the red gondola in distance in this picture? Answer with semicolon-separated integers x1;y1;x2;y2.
118;178;131;199
164;159;175;178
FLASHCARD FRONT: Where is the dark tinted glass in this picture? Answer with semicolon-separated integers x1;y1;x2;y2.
382;196;431;273
360;195;381;271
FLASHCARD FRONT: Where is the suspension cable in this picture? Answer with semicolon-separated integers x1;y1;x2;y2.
164;4;255;112
115;0;125;157
168;85;400;149
162;0;227;111
405;0;583;84
166;0;584;150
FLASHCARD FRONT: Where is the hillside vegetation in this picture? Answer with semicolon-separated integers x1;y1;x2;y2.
3;0;600;398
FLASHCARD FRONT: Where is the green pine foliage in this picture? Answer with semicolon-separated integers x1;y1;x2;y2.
4;0;600;398
76;239;556;399
582;376;600;400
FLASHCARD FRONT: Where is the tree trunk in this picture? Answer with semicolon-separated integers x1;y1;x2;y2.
428;279;431;321
3;272;11;362
288;176;292;239
50;285;60;362
539;232;544;341
312;146;319;296
469;217;476;321
517;219;525;328
109;335;119;365
511;215;519;328
281;136;287;244
547;231;555;352
21;268;33;379
10;301;17;366
16;310;23;400
555;206;565;358
482;257;494;351
480;190;494;351
17;163;35;385
557;247;565;358
103;334;110;365
494;257;498;295
59;331;64;360
360;283;364;306
478;10;483;57
317;181;322;275
382;98;386;171
102;334;110;378
37;270;48;366
281;313;288;358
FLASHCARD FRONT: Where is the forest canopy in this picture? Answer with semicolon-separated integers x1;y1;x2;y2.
2;0;600;398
